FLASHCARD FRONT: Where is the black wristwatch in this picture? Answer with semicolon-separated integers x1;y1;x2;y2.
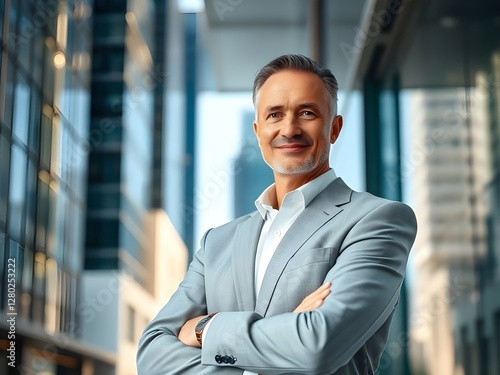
195;313;218;346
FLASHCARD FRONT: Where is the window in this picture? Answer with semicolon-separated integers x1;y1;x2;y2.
85;217;119;248
477;319;489;375
24;159;37;247
94;0;127;13
16;1;31;73
0;0;5;42
31;252;46;325
93;14;125;40
92;46;125;74
12;71;30;145
3;58;16;128
91;81;124;116
0;135;10;225
88;151;121;183
8;144;27;242
39;108;53;170
6;1;18;54
20;247;33;319
32;31;44;87
35;178;49;251
87;188;120;210
461;326;471;375
28;89;41;153
42;43;55;100
90;118;123;145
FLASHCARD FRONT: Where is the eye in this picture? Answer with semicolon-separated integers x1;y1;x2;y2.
300;110;316;118
267;112;281;120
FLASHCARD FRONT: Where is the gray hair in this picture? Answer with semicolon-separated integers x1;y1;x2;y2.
252;54;339;115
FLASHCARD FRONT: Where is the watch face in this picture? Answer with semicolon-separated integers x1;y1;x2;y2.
195;316;210;332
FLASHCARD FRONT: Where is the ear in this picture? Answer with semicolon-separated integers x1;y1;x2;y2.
330;115;343;143
253;121;261;147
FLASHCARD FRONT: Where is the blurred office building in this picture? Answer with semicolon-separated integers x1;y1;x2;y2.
394;5;499;375
0;0;99;373
82;1;188;375
0;0;189;374
409;87;493;375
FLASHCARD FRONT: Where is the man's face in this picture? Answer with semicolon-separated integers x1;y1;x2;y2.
253;69;342;178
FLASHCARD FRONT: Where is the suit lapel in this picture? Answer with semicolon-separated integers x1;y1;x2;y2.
232;212;263;311
255;178;352;316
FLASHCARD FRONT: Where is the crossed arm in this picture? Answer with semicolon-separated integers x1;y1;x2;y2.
178;282;332;347
137;201;417;375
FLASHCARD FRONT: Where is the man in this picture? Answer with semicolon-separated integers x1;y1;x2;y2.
137;54;417;374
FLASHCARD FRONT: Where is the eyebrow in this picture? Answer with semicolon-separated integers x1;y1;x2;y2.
263;102;322;114
296;103;321;112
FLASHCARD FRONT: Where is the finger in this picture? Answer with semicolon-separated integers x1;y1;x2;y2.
301;282;332;303
294;286;331;312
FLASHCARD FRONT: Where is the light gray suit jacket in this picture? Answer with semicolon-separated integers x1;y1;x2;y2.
137;178;417;375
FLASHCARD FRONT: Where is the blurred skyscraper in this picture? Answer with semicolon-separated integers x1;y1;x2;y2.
0;1;189;374
410;89;489;375
85;0;156;289
0;0;97;373
82;1;188;374
232;110;273;218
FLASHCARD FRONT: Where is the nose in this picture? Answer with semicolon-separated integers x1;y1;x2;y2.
279;116;301;138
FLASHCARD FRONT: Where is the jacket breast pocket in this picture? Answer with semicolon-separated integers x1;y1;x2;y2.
283;247;337;311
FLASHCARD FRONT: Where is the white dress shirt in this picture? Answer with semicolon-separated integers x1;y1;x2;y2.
253;168;337;295
205;169;338;375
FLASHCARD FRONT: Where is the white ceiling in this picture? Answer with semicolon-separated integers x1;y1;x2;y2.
200;0;368;92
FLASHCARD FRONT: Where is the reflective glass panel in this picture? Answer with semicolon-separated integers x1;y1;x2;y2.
8;144;27;242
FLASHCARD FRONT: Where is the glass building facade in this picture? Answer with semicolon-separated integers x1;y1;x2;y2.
0;0;94;373
85;0;157;288
347;0;500;374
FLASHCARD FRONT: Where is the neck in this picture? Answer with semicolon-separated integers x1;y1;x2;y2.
271;165;330;209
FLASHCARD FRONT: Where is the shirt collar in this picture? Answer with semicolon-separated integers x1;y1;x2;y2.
255;168;337;220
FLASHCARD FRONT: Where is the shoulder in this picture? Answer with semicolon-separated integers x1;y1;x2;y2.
201;211;259;242
329;179;416;228
348;191;417;234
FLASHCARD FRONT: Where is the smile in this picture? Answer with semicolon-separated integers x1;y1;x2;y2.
276;144;309;153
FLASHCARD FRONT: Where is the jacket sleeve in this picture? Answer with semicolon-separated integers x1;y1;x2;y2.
136;230;245;375
201;201;417;375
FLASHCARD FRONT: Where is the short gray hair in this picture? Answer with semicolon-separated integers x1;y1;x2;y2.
252;54;339;115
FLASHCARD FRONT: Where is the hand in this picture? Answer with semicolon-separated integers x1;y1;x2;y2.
178;315;206;348
293;282;332;313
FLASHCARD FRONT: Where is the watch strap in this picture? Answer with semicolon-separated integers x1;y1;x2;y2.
195;312;218;346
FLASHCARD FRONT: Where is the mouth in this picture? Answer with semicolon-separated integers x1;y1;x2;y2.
275;143;309;153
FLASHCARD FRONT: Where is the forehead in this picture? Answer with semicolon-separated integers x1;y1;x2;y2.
256;70;329;109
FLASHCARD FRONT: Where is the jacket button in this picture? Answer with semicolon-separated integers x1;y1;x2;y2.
215;355;222;364
223;356;229;363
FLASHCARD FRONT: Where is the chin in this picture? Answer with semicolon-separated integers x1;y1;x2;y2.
272;161;316;175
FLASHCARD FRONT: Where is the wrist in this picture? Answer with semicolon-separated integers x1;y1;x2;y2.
195;312;218;346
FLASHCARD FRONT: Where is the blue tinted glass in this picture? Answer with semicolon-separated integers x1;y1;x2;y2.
8;144;27;242
12;72;30;145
